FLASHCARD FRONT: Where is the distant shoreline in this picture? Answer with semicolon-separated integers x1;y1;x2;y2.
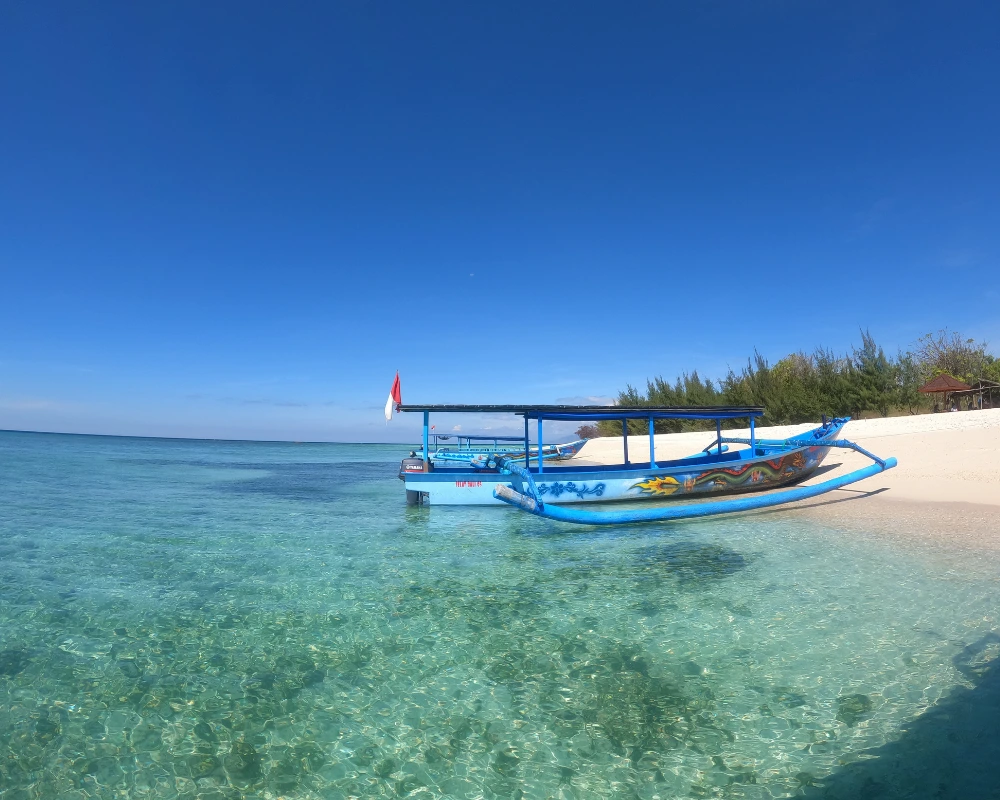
0;428;414;446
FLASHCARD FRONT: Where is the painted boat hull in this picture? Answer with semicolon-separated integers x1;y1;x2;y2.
403;421;844;506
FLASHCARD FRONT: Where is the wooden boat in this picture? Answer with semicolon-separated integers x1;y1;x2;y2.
419;433;587;465
397;404;896;524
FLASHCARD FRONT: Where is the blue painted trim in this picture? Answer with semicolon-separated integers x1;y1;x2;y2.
530;410;763;422
401;405;764;419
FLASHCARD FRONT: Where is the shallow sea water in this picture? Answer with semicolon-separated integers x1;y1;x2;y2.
1;430;999;800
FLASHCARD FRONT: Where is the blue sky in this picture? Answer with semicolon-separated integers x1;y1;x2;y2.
2;1;998;442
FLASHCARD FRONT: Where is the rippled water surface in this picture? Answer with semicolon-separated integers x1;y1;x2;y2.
2;430;999;800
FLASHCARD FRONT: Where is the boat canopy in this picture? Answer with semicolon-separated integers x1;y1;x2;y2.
398;404;766;473
398;404;764;421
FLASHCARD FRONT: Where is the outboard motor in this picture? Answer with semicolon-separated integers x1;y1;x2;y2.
399;457;425;478
399;452;429;505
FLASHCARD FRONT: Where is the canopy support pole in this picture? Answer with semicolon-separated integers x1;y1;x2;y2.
716;419;723;456
524;416;530;467
750;417;756;454
422;411;430;471
648;415;657;468
537;418;544;473
622;419;629;466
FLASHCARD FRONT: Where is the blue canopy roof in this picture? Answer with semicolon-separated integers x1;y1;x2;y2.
398;404;764;421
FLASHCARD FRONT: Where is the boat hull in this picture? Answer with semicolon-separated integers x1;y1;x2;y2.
403;437;837;506
424;439;588;465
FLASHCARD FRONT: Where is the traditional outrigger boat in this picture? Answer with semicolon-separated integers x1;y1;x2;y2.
397;404;896;525
419;433;587;465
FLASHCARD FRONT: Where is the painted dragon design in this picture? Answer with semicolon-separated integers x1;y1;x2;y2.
631;452;808;497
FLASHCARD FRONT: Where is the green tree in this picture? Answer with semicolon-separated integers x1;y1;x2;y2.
914;329;991;383
983;357;1000;384
812;347;854;417
894;351;925;414
852;330;895;417
599;328;995;428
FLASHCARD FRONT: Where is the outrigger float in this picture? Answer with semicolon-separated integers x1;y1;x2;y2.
418;433;587;466
397;405;896;525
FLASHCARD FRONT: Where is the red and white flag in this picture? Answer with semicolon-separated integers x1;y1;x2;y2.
384;372;401;422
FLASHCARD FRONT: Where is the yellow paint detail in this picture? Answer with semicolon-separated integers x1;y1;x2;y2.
632;476;681;496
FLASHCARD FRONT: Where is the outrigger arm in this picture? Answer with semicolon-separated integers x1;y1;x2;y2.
492;439;897;525
706;436;891;469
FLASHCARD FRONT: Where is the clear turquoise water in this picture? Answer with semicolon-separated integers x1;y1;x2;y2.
1;430;999;800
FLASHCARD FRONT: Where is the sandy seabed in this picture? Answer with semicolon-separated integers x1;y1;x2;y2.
571;409;1000;548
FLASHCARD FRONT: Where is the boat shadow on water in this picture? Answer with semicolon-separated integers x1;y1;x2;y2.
801;632;1000;800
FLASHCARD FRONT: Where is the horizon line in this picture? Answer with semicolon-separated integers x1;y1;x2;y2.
0;428;420;446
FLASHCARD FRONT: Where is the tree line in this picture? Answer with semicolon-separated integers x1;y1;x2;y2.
588;329;1000;436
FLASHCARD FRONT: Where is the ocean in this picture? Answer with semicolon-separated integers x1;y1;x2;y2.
1;430;998;799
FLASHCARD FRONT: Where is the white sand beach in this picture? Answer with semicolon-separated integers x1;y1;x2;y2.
572;409;1000;545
